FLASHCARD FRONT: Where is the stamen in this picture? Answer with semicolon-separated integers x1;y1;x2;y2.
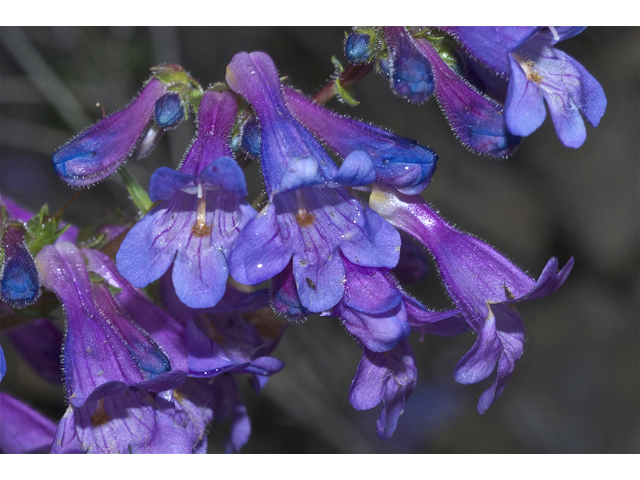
295;189;315;227
192;195;212;237
513;53;544;84
90;399;110;427
548;26;560;42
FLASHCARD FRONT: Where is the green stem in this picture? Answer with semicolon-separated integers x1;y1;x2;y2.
312;63;373;105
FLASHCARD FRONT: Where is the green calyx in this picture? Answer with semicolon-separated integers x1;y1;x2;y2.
24;204;71;256
414;28;463;75
151;64;205;114
331;57;360;106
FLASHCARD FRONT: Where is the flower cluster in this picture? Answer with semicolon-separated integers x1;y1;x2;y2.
0;26;603;454
345;27;606;153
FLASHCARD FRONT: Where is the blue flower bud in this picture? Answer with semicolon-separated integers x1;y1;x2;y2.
154;92;184;128
1;222;40;309
345;33;373;64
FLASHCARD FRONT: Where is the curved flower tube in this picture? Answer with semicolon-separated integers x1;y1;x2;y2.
370;186;573;413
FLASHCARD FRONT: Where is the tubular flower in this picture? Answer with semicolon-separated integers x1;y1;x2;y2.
52;65;195;187
116;89;256;309
442;27;607;147
0;203;40;309
284;86;438;195
36;242;188;408
370;186;573;413
382;26;435;104
226;51;400;313
349;339;417;440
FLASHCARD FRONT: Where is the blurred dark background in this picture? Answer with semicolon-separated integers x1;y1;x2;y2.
0;26;638;453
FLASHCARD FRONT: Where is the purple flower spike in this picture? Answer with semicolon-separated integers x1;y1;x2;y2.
0;392;57;453
36;243;187;408
411;35;521;157
226;51;340;196
117;90;256;309
349;339;417;440
370;186;573;412
52;78;168;187
383;27;435;104
284;86;438;195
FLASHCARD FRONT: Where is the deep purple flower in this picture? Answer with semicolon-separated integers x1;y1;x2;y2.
155;92;185;128
226;52;401;313
36;242;188;408
284;86;438;195
116;89;256;309
382;27;435;104
349;339;417;440
333;258;410;353
1;211;40;309
51;65;200;187
408;32;521;157
52;77;168;187
344;32;374;64
444;27;607;147
226;51;378;196
51;388;197;454
370;186;573;413
0;392;57;453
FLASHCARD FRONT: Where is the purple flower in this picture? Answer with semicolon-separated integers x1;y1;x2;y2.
349;339;417;440
333;258;410;353
1;210;40;309
52;65;199;187
370;186;573;413
155;92;185;128
0;392;57;453
284;86;438;195
382;27;435;104
444;27;607;148
116;89;256;309
36;242;188;408
51;388;197;454
52;77;168;187
408;30;521;158
344;32;374;64
226;52;401;313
